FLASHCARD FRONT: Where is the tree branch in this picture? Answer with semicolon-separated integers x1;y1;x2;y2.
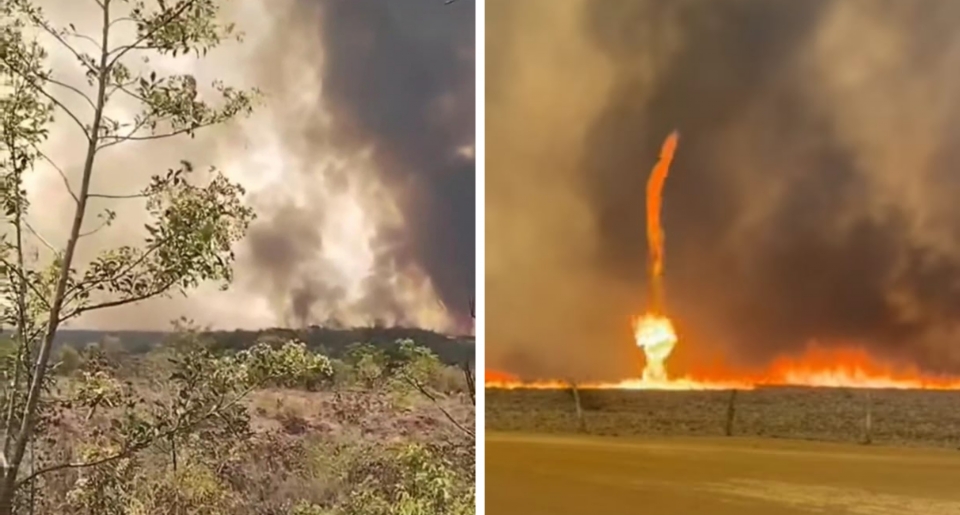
0;56;91;141
28;15;99;78
44;76;96;112
108;0;198;68
22;220;58;256
2;138;32;467
60;277;178;323
95;114;154;150
106;80;144;103
16;448;131;488
97;121;217;151
87;192;147;200
61;237;167;306
65;32;101;51
77;218;110;239
107;16;135;30
0;257;52;312
400;374;473;439
31;143;79;204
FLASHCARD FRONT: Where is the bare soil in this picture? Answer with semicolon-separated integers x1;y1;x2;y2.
487;432;960;515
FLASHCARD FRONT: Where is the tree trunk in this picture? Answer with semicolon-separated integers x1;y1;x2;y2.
0;475;13;515
0;4;111;511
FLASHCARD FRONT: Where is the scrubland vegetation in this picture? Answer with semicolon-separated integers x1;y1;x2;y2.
9;329;475;514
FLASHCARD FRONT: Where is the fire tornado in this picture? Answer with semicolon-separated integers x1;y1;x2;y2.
645;131;678;313
634;131;680;382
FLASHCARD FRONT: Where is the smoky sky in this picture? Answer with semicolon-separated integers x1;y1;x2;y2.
25;0;473;333
487;0;960;379
244;0;475;328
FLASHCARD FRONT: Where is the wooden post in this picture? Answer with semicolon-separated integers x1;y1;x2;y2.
570;381;586;433
861;390;873;445
725;389;737;436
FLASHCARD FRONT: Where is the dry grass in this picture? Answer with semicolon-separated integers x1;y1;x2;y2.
486;386;960;447
30;379;475;514
248;387;475;443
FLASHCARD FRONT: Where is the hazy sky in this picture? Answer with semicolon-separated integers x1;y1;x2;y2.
487;0;960;380
25;0;474;333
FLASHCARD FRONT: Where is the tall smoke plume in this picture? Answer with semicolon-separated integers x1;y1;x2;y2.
487;0;960;380
22;0;474;332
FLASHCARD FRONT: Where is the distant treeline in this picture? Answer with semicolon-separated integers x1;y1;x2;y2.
41;326;474;366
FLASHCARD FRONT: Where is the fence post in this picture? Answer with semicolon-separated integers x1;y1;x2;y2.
861;390;873;445
724;389;738;436
570;381;586;433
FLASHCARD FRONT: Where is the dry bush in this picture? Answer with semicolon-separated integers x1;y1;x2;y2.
8;337;474;515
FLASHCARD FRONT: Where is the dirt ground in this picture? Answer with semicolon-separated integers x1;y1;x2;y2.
486;432;960;515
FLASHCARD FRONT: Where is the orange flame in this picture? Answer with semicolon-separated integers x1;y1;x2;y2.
646;131;678;313
633;314;677;382
485;342;960;390
633;132;682;382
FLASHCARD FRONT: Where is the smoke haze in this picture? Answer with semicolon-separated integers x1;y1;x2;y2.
23;0;474;333
487;0;960;379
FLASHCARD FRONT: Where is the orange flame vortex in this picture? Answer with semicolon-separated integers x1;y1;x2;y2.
634;131;681;382
645;131;678;313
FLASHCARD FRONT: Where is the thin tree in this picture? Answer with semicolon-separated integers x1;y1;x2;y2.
0;1;257;511
461;296;475;405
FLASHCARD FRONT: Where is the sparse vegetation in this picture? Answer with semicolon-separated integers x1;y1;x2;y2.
16;332;475;514
486;387;960;447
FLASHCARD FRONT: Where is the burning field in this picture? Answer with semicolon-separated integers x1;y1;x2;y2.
486;131;960;453
486;131;960;394
487;0;960;398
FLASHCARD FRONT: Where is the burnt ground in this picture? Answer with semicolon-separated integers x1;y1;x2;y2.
485;386;960;447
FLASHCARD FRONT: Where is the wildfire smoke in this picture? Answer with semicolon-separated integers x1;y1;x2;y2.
486;0;960;390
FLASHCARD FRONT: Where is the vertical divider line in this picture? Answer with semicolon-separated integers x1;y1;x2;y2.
474;0;487;513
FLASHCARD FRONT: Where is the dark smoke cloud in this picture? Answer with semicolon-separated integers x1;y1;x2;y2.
487;0;960;379
30;0;473;333
244;0;475;330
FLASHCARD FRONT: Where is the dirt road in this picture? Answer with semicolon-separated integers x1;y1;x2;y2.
486;432;960;515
